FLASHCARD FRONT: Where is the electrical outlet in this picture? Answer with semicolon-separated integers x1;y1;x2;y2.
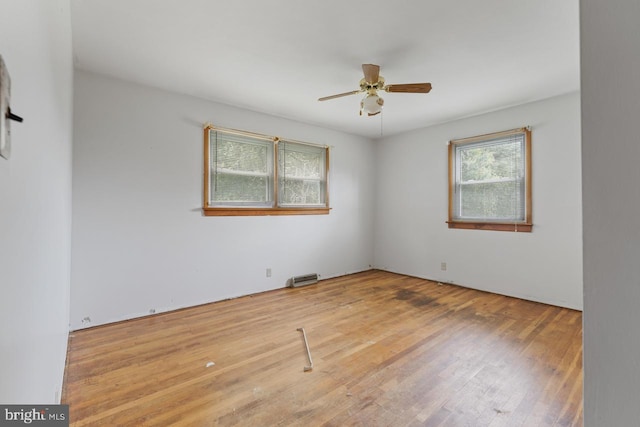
441;262;447;271
266;268;272;277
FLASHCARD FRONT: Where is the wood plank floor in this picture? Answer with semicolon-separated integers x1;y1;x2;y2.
62;270;583;426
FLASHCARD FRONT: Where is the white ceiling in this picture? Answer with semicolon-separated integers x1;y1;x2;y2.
70;0;579;139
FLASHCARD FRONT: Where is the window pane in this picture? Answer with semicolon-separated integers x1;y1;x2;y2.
460;140;522;183
216;139;268;174
459;180;524;220
278;141;326;206
281;149;323;179
209;131;273;206
280;180;323;205
452;132;527;223
214;173;270;202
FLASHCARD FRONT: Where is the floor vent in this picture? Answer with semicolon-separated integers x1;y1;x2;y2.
288;273;319;288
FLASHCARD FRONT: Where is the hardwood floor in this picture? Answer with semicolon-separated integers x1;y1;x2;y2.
63;270;583;426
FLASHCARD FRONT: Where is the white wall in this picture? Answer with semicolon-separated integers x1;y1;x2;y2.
581;0;640;424
0;0;73;403
71;70;375;329
374;92;582;309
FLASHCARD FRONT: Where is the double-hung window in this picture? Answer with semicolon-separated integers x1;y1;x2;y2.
203;125;330;216
278;140;327;207
208;131;274;207
448;127;532;232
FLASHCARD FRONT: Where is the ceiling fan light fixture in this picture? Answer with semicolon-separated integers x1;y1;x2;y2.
361;93;384;115
318;63;431;116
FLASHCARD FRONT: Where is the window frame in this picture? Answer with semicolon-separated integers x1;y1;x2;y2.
447;127;532;232
278;139;328;208
203;124;330;216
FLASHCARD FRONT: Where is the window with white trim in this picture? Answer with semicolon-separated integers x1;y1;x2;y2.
203;125;330;216
448;127;532;232
278;140;327;207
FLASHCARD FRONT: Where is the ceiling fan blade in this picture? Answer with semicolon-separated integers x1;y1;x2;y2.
384;83;432;93
318;90;361;102
362;64;380;84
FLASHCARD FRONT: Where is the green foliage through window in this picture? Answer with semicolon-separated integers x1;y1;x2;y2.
210;133;273;206
279;142;326;206
207;128;328;209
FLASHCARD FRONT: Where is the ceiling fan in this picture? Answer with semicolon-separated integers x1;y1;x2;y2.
318;64;432;116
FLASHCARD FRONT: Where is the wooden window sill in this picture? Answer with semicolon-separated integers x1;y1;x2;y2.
447;221;532;232
203;207;331;216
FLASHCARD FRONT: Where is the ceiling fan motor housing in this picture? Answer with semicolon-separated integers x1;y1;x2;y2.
359;76;384;92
